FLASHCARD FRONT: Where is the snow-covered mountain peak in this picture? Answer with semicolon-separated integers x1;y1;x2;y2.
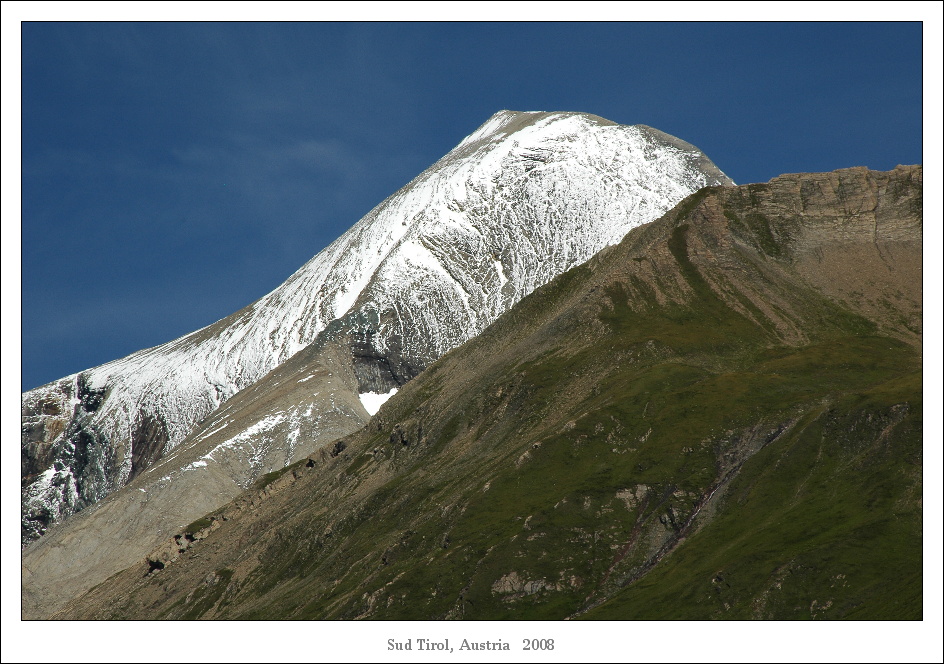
22;110;733;545
452;110;614;158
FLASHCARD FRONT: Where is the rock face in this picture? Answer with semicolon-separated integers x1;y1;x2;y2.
21;110;733;618
51;166;922;621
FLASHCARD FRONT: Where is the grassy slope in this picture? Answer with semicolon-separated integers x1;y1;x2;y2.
63;169;922;620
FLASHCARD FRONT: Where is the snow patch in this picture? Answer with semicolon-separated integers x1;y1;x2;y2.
359;388;399;416
495;259;508;287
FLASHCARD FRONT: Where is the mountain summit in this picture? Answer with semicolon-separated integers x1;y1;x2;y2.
22;111;733;616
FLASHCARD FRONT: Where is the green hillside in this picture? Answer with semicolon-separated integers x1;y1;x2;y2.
60;166;922;620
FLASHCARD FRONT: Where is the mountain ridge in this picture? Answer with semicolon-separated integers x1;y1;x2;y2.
51;164;922;620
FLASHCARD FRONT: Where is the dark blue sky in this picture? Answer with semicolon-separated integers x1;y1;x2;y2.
19;22;925;391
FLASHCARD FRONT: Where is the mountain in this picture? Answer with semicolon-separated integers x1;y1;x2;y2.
50;164;923;620
21;111;733;618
